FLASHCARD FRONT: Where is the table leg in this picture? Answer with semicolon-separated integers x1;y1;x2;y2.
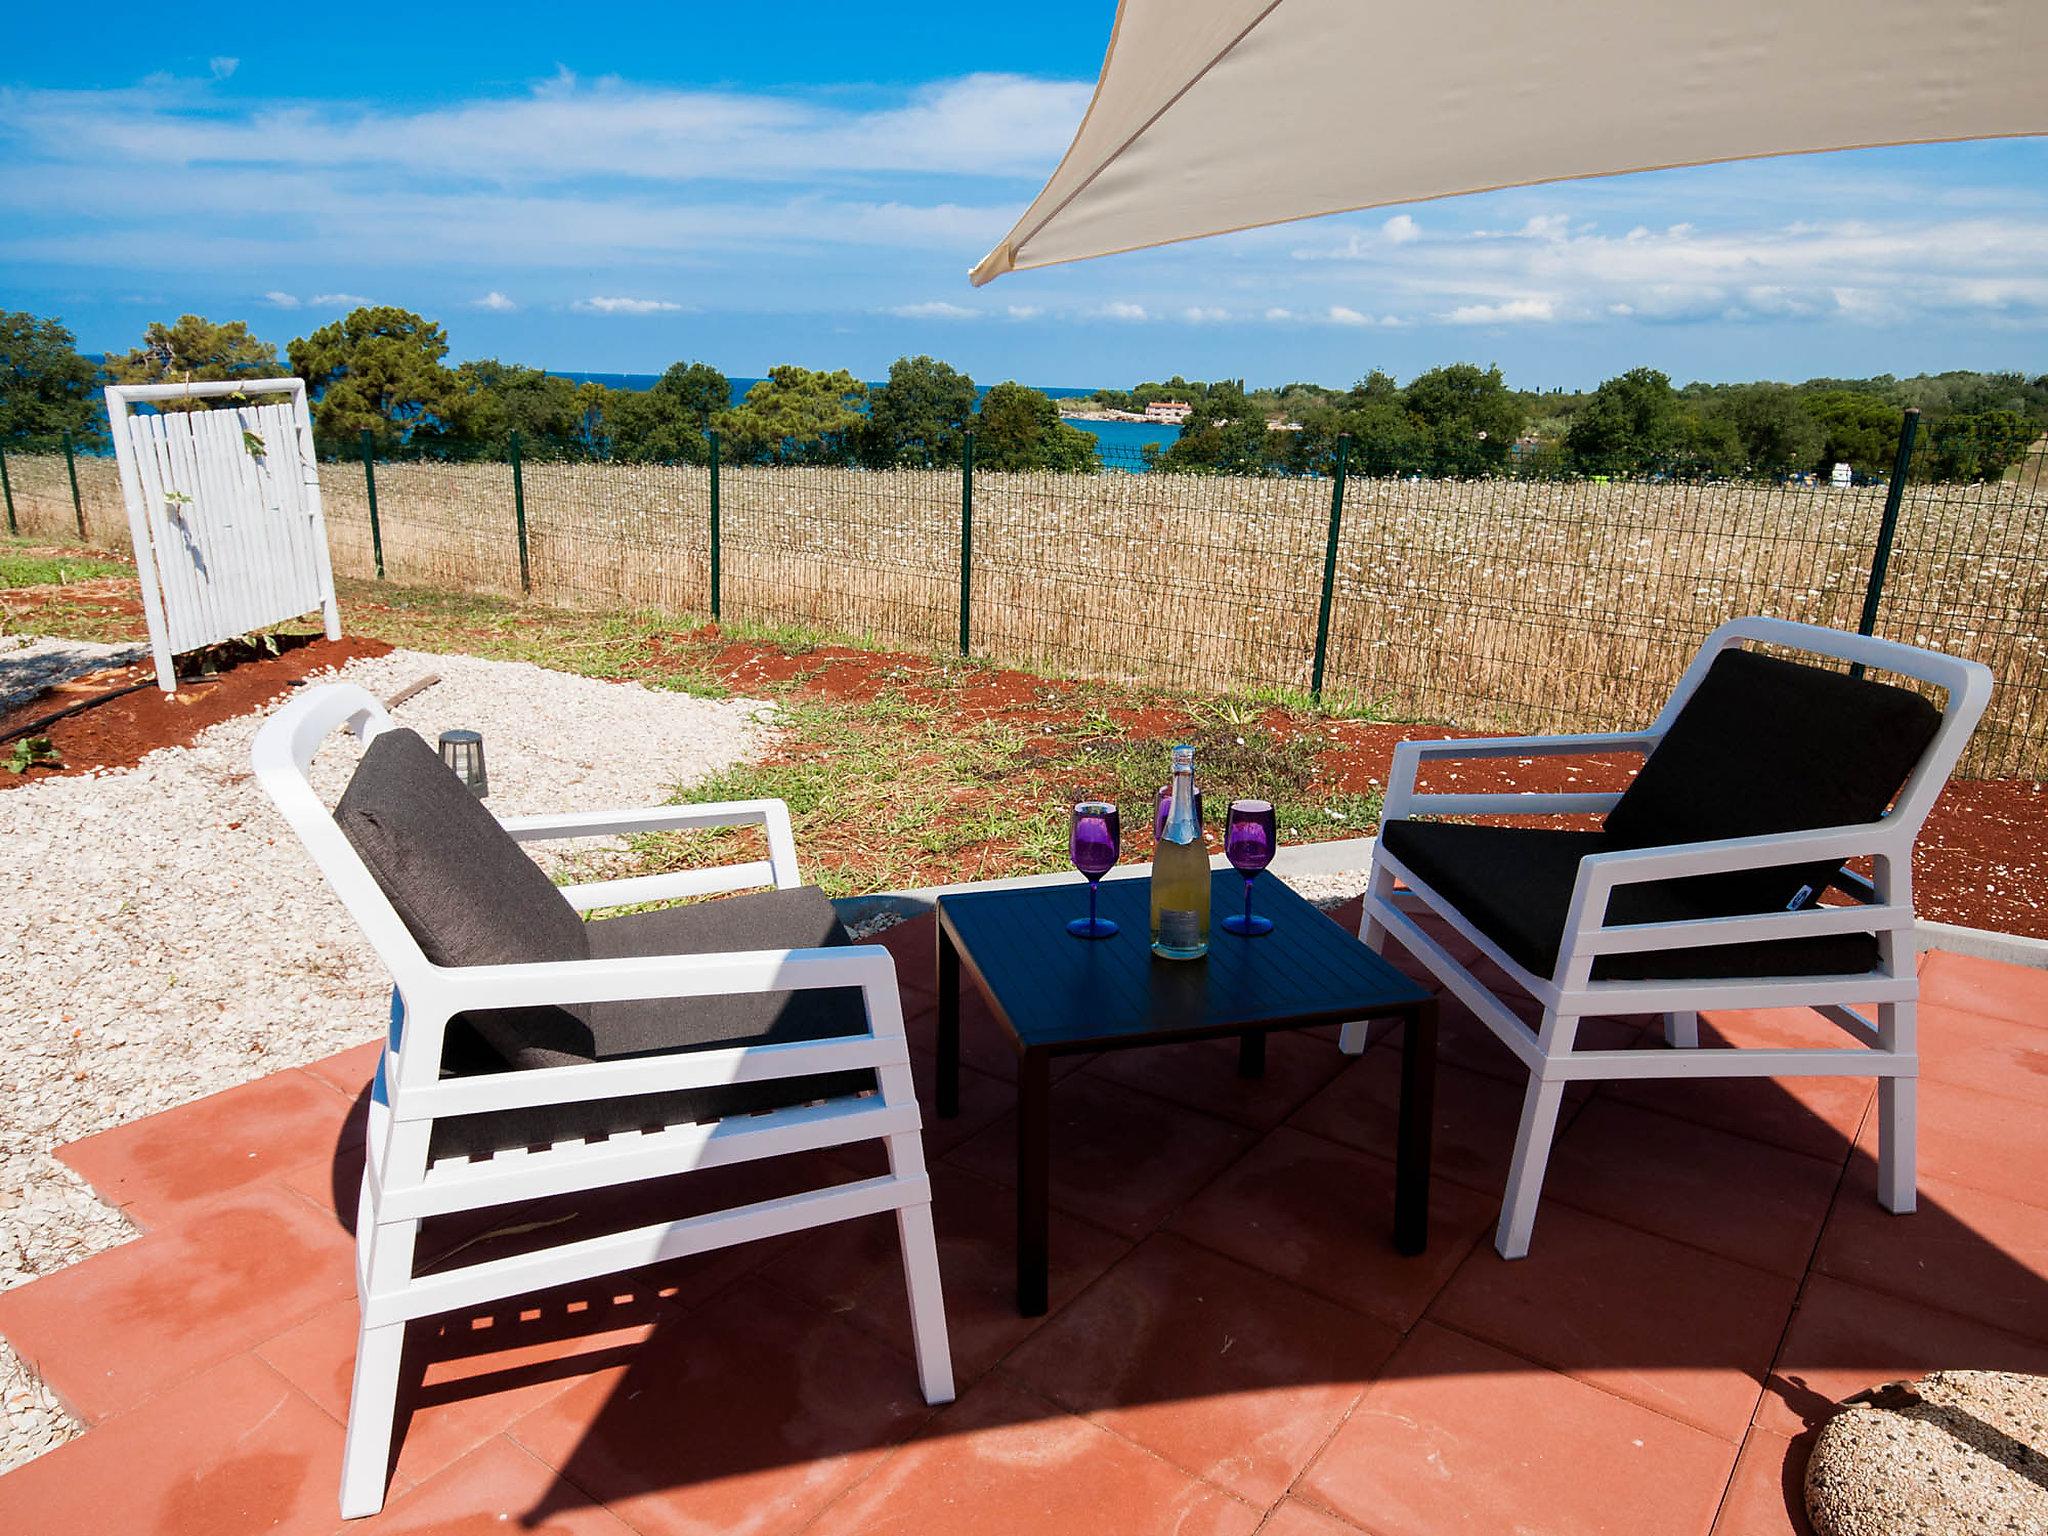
1236;1030;1266;1079
1394;997;1438;1256
936;922;960;1120
1017;1050;1052;1316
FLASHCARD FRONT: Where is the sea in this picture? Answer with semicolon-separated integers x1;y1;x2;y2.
552;371;1182;467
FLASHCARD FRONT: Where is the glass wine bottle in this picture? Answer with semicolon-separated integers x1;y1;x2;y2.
1150;744;1210;959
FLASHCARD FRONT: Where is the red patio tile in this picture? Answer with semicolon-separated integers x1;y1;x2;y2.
946;1072;1257;1239
900;981;1093;1085
1302;1321;1734;1536
56;1066;364;1230
803;1373;1262;1536
761;1162;1130;1385
260;1279;678;1494
300;1038;388;1100
1542;1099;1843;1277
1757;1271;2048;1437
506;1284;933;1536
0;1353;346;1536
1813;1160;2048;1343
873;911;937;998
1429;1202;1797;1441
905;1056;1012;1160
333;1434;636;1535
1004;1233;1398;1506
1290;1051;1587;1198
1086;1028;1351;1130
1258;1500;1365;1536
1851;1076;2048;1210
1167;1125;1494;1331
1711;1428;1815;1536
1917;949;2048;1028
1915;1001;2048;1105
0;1182;355;1423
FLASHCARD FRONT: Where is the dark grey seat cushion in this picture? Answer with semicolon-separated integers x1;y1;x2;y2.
332;730;873;1159
1380;820;1881;983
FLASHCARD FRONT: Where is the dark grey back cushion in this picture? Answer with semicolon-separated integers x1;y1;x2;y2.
334;727;594;1062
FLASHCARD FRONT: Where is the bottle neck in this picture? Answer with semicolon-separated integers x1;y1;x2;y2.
1164;759;1199;844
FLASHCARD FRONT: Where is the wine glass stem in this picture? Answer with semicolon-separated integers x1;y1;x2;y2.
1243;875;1255;927
1089;878;1099;930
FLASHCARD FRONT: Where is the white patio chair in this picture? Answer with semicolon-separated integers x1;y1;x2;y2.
1338;617;1991;1260
253;682;953;1519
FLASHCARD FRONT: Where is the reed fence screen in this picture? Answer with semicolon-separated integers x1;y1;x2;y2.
5;434;2042;778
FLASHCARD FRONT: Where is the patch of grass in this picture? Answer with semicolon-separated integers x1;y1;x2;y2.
0;551;131;589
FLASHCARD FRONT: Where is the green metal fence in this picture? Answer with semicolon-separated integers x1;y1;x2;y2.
6;413;2044;777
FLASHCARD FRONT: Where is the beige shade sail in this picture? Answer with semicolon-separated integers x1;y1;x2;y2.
970;0;2047;285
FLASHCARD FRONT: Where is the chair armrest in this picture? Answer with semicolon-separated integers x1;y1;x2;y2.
498;798;802;889
440;942;894;1012
1386;731;1656;817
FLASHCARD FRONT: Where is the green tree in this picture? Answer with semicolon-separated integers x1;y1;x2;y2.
1699;383;1821;477
597;360;731;465
1805;391;1903;477
973;382;1101;471
1921;409;2037;482
0;310;104;447
1155;382;1279;474
652;361;731;428
453;360;592;458
717;365;866;463
864;354;976;466
1565;368;1688;475
107;315;280;410
288;306;465;450
1402;363;1524;475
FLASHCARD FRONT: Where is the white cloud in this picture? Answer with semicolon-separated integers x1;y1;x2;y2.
1327;305;1371;326
209;57;238;81
1005;304;1041;319
888;300;977;319
1264;307;1295;320
1101;302;1149;321
1442;297;1556;324
309;291;371;307
1181;305;1228;322
261;290;299;308
574;295;683;314
1382;214;1420;244
471;290;517;311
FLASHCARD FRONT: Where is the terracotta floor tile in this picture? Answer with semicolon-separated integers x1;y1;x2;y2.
261;1279;678;1495
1166;1125;1494;1331
1757;1271;2048;1437
764;1161;1129;1384
946;1073;1257;1239
1004;1233;1398;1506
901;984;1093;1086
1258;1500;1365;1536
1087;1028;1351;1131
1429;1203;1797;1441
56;1066;364;1230
1918;949;2048;1028
332;1435;636;1535
803;1373;1261;1536
1303;1321;1734;1536
906;1057;1012;1160
1851;1076;2048;1210
1915;1001;2048;1104
283;1146;365;1235
873;911;937;991
1813;1160;2048;1343
300;1037;388;1100
1290;1051;1587;1199
0;1183;355;1423
0;1353;347;1536
1711;1428;1815;1536
1542;1099;1843;1277
506;1284;933;1536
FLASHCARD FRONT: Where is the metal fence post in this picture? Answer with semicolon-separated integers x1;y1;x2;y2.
958;429;975;657
706;429;722;622
360;429;386;580
62;429;86;540
509;430;531;595
1851;408;1920;677
0;440;16;537
1310;433;1352;701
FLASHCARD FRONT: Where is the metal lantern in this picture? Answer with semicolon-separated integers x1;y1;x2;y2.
437;729;489;798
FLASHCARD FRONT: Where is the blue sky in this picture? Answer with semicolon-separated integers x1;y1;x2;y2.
3;1;2044;391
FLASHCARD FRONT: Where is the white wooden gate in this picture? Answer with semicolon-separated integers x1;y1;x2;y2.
105;378;341;691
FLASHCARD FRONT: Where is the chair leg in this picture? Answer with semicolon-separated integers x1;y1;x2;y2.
1876;998;1917;1214
1496;1075;1570;1261
1663;1009;1699;1049
339;1319;406;1519
885;1131;955;1405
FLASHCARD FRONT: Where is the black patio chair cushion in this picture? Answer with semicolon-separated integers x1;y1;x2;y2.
1602;647;1941;909
427;885;877;1160
1379;819;1881;982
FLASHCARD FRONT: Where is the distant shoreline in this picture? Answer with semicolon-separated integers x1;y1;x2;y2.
1057;406;1148;422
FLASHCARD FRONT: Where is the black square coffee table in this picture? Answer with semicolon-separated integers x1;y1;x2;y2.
935;868;1437;1315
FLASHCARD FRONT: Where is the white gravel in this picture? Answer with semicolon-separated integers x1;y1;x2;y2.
0;646;771;1470
0;636;147;713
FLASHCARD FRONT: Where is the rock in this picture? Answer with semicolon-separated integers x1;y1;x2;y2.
1806;1370;2048;1536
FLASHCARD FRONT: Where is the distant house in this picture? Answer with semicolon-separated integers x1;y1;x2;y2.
1144;399;1193;424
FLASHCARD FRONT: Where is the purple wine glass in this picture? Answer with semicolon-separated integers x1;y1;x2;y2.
1220;799;1277;936
1067;801;1120;939
1153;784;1205;841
